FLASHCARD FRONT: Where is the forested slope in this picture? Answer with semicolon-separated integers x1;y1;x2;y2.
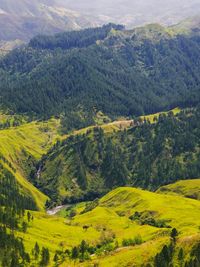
1;23;200;131
35;108;200;205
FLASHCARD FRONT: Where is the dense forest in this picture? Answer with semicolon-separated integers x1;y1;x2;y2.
0;24;200;130
29;24;124;50
32;108;200;205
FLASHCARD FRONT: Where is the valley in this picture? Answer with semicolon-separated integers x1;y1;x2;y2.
0;107;200;266
1;16;200;267
13;183;200;266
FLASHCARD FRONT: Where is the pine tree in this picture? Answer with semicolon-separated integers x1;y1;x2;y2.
71;246;79;259
40;247;50;266
171;228;178;242
22;221;28;233
53;252;59;266
27;211;31;222
33;242;40;260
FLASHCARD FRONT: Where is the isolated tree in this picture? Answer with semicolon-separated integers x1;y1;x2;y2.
33;242;40;260
53;252;59;266
71;246;79;259
171;228;178;242
27;211;31;222
22;221;28;233
40;247;50;266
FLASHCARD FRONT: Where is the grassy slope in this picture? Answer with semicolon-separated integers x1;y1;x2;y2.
18;186;200;266
157;179;200;200
18;211;100;255
0;118;61;160
71;119;133;136
140;107;181;123
58;188;200;266
74;107;180;134
89;187;200;266
0;118;62;209
87;238;169;267
99;187;200;237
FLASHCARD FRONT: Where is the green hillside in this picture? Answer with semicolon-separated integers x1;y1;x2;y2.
1;111;200;266
0;117;62;209
36;107;200;205
1;23;200;131
0;112;134;209
1;19;200;267
158;179;200;200
12;186;200;266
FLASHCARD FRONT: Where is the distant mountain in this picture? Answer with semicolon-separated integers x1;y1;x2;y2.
0;0;102;48
1;0;200;50
172;16;200;34
57;0;200;28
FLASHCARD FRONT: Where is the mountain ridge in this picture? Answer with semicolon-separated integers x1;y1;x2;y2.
1;0;200;49
0;0;102;49
1;22;200;128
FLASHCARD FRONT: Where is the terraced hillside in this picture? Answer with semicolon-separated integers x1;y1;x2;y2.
158;179;200;200
15;186;200;266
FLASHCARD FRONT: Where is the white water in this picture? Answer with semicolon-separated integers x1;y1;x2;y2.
47;205;70;215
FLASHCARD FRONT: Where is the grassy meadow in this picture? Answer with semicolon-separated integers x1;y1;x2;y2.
15;186;200;266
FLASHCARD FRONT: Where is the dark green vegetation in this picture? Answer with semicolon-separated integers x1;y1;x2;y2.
29;24;124;50
0;163;33;266
0;163;51;266
35;108;200;205
153;236;200;267
1;23;200;131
